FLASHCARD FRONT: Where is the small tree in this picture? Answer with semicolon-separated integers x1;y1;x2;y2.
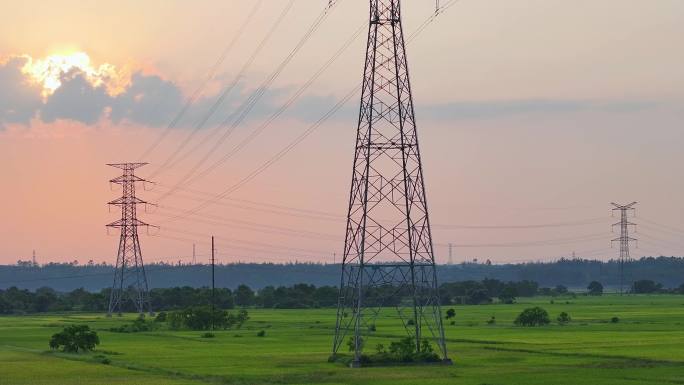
587;281;603;296
632;280;663;294
235;285;255;307
445;308;456;320
514;307;550;327
49;325;99;353
557;312;571;325
498;287;517;304
466;288;492;305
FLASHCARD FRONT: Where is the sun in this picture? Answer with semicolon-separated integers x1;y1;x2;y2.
21;52;126;98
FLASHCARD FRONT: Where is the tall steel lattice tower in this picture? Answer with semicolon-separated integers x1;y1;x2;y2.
611;202;637;295
332;0;450;366
107;163;154;316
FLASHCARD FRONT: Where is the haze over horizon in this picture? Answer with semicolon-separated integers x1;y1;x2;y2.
1;0;683;266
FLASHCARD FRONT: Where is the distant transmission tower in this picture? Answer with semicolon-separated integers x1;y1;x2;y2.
611;202;637;295
107;163;154;316
332;0;450;366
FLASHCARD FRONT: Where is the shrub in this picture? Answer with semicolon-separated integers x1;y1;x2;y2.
611;316;620;323
167;307;249;331
154;312;167;322
466;288;492;305
387;338;440;363
256;330;266;337
92;354;111;365
368;324;376;332
486;316;496;325
449;320;456;326
406;319;415;326
498;287;517;304
632;280;663;294
445;308;456;319
49;325;99;353
557;312;571;325
200;332;215;338
514;307;550;327
110;315;158;333
587;281;603;296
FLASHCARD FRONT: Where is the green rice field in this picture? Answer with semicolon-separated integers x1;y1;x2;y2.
1;295;683;385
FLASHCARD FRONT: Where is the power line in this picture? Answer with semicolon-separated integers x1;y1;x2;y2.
139;0;263;162
156;1;339;199
176;22;367;188
151;183;343;221
432;217;608;230
154;204;338;240
149;0;295;180
639;217;684;236
436;233;607;248
157;1;462;224
160;226;331;255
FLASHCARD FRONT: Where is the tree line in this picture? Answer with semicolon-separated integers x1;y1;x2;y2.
4;256;684;292
1;279;683;315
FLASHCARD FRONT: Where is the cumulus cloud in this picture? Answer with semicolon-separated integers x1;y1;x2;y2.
0;54;292;130
41;70;111;124
111;72;184;127
2;54;659;131
0;55;191;129
0;57;43;128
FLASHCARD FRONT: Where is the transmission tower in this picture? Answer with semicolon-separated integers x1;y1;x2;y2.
611;202;637;295
332;0;450;366
107;163;154;316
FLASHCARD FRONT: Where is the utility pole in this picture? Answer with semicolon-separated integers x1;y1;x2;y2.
211;236;215;330
448;243;453;265
193;243;196;265
107;163;154;316
332;0;450;367
32;250;37;267
611;202;637;295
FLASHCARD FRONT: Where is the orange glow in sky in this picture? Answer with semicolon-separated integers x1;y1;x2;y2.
20;52;127;97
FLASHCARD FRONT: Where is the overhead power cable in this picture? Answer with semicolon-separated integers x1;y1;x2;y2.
160;226;329;255
148;0;295;180
156;1;340;199
432;217;608;230
639;217;684;236
436;233;608;248
139;0;263;162
157;1;463;223
155;204;338;240
153;183;341;218
178;22;367;187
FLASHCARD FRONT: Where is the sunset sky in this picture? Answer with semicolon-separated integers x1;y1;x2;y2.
1;0;683;266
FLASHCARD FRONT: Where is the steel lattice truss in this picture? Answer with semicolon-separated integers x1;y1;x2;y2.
611;202;637;295
107;163;153;315
332;0;449;365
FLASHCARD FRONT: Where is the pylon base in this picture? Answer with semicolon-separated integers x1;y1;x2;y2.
349;360;362;368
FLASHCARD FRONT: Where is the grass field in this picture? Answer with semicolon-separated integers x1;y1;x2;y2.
1;295;683;385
